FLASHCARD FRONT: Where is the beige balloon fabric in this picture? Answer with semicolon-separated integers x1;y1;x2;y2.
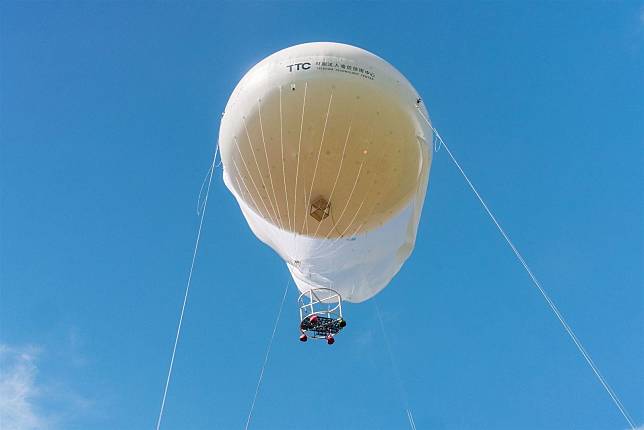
219;42;432;303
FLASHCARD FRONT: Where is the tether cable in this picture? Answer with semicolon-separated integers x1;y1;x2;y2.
375;300;418;430
155;144;219;430
417;110;636;430
244;280;290;430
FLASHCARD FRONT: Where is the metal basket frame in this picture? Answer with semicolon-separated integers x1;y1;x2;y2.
298;288;344;339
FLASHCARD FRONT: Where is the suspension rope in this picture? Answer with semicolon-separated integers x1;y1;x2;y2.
233;171;262;219
417;110;636;430
293;82;308;235
322;161;365;240
304;91;334;234
233;137;276;224
197;164;213;215
243;118;281;225
279;86;293;232
334;196;367;239
315;121;388;257
312;121;352;238
258;99;285;231
155;144;219;430
244;280;291;430
375;300;417;430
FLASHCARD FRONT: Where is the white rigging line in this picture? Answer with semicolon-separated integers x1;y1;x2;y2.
293;82;308;236
243;118;281;224
196;164;213;215
417;110;636;430
233;165;263;218
312;121;352;238
244;280;290;430
322;161;365;240
258;99;285;231
155;143;219;430
233;137;276;224
304;91;334;235
334;196;367;239
375;300;417;430
279;86;293;232
315;120;386;257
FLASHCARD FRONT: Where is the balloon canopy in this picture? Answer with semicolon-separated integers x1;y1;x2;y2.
220;42;431;303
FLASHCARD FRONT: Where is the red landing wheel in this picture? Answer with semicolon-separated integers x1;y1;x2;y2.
326;334;335;345
299;334;308;342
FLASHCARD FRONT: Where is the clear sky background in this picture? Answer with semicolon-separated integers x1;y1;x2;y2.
1;2;642;430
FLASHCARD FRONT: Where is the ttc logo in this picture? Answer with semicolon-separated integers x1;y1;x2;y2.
286;62;311;72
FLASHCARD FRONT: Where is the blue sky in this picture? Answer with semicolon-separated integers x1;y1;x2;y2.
1;2;642;429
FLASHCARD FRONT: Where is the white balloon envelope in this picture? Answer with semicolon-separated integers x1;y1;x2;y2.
220;42;431;303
